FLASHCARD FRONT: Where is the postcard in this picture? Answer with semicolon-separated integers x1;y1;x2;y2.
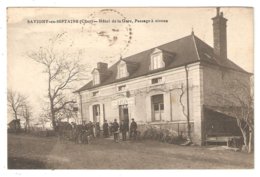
7;7;253;169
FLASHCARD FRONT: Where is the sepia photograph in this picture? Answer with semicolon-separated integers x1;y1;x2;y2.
7;7;254;169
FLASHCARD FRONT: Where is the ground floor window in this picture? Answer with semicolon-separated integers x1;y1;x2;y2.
151;94;164;121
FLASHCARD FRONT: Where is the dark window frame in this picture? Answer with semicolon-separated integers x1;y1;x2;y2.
151;77;162;84
92;91;99;96
118;85;126;91
151;94;164;122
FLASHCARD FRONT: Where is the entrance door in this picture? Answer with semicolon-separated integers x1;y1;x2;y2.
93;104;100;123
151;94;164;121
119;104;129;126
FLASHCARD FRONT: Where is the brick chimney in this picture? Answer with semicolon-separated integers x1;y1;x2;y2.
212;7;228;59
97;62;108;72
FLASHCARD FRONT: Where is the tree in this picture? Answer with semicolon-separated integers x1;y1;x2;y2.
170;83;192;144
213;78;253;153
56;102;78;123
7;90;27;131
21;102;33;132
28;32;88;131
38;114;49;129
37;105;52;129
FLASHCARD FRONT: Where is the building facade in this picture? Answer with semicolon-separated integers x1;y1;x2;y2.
75;9;251;145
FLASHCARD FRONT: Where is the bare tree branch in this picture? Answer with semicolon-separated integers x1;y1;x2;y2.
211;78;253;153
27;32;88;130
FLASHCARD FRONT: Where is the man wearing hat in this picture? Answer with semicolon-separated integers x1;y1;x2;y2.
113;119;120;142
130;118;137;140
120;119;128;141
103;120;109;138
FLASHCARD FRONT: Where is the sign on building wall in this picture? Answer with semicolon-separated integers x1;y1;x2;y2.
112;97;135;109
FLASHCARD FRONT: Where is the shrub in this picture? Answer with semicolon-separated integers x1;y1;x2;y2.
138;124;186;145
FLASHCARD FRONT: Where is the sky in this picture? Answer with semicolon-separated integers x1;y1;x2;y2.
7;7;253;121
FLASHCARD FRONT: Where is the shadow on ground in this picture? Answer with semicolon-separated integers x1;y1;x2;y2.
8;157;46;169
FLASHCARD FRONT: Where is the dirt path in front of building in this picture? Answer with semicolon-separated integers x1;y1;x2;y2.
8;133;254;169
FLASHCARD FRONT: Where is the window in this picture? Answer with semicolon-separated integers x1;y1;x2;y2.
93;70;100;85
117;61;129;79
151;77;162;84
153;55;161;69
151;94;164;121
118;85;126;91
159;103;164;110
118;64;127;78
150;50;165;70
92;91;99;96
154;104;159;111
153;103;164;112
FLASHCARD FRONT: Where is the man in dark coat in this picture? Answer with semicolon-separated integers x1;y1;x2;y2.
96;122;100;138
103;120;109;138
109;122;114;136
120;119;128;141
113;119;120;142
130;118;138;140
87;121;94;137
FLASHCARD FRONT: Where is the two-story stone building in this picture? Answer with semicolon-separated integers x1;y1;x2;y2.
75;9;251;145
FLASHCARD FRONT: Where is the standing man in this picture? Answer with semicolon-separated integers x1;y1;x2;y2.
93;122;96;138
103;120;109;138
88;121;94;138
113;119;120;142
130;118;138;140
96;122;100;138
120;119;128;141
109;122;114;136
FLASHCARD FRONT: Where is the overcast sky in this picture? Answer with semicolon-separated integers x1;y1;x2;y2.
7;7;253;120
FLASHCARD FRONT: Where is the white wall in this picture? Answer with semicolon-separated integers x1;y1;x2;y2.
78;63;205;144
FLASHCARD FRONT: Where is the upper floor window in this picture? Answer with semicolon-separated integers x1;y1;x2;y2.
150;48;165;70
118;85;126;91
151;77;162;84
92;91;99;96
92;70;100;85
117;60;129;79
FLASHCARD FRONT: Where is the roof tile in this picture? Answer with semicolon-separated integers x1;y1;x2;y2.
76;34;248;92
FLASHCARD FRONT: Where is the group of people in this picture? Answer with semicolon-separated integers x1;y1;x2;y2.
76;121;101;138
102;118;138;142
68;118;138;143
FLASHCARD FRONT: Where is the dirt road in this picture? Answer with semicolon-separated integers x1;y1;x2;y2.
8;133;254;169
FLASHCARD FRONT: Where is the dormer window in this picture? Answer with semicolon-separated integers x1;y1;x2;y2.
117;60;129;79
118;64;126;78
150;48;165;70
92;69;100;85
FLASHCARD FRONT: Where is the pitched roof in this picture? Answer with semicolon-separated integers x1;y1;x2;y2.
193;36;248;72
76;34;249;92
